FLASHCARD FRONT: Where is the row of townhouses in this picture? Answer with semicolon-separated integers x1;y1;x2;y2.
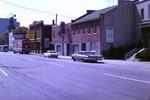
2;0;149;58
49;0;149;58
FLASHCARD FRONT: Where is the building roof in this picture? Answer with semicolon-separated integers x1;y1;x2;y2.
72;5;118;25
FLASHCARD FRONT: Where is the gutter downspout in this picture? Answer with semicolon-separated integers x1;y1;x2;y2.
100;14;105;55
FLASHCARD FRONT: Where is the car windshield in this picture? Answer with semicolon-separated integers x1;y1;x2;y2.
79;51;95;55
47;51;56;53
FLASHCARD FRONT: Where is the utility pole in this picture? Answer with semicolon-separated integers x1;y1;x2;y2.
56;14;58;25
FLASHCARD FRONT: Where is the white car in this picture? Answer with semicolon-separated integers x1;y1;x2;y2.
43;50;58;58
71;51;103;62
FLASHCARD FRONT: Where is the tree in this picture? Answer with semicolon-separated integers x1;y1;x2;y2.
0;32;9;45
13;27;28;34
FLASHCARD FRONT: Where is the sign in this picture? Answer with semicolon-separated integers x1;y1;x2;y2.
27;31;35;39
106;25;115;43
13;34;25;39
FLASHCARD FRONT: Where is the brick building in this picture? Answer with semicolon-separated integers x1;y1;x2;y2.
52;23;72;56
136;0;150;48
71;0;140;58
29;21;52;53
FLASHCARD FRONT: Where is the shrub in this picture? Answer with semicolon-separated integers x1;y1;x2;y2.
103;44;141;59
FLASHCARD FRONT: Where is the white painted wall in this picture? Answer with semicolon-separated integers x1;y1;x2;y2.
136;1;150;21
8;32;14;50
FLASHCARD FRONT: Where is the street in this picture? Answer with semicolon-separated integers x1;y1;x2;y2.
0;52;150;100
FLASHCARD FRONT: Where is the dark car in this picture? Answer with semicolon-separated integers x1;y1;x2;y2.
0;45;9;52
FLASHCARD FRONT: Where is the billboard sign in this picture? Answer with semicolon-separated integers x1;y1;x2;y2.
27;31;35;39
105;25;115;43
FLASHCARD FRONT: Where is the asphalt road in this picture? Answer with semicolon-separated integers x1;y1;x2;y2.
0;52;150;100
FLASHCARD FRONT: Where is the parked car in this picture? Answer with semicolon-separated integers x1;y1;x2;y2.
43;50;58;58
71;51;103;62
0;45;9;52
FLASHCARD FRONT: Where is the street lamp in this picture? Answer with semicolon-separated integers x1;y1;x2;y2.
58;22;65;56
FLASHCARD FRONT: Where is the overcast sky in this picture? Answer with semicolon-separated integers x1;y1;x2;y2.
0;0;117;27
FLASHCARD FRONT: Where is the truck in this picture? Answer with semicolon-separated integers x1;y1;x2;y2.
13;39;31;54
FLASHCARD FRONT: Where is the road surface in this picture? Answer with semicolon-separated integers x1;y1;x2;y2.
0;52;150;100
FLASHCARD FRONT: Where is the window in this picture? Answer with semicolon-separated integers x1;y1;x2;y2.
56;45;61;53
140;8;144;20
81;43;86;51
148;4;150;18
85;25;88;33
90;42;96;51
88;25;91;33
90;26;94;33
93;23;97;33
75;26;78;34
73;27;76;35
73;44;79;53
77;26;80;34
82;25;85;34
80;26;82;34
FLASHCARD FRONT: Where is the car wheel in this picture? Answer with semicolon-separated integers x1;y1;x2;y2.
72;57;76;61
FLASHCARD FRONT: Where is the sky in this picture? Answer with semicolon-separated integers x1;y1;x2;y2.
0;0;117;27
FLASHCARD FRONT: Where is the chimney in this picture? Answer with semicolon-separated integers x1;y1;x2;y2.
86;10;95;14
56;14;58;25
52;20;55;25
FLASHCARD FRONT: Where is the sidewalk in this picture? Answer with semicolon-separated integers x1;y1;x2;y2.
103;59;150;69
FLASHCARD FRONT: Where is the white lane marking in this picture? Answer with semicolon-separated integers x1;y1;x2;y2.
0;69;8;76
48;62;64;67
104;73;150;84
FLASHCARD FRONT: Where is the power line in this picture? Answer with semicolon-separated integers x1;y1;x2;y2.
0;0;75;19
